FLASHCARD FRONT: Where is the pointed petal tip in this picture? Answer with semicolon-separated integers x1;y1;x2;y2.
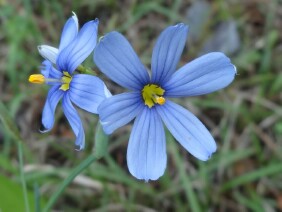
151;23;189;84
94;17;99;24
39;124;50;133
201;145;217;161
211;52;237;75
174;23;189;30
193;137;217;161
37;45;59;64
75;145;84;151
129;169;163;181
75;135;85;150
233;64;238;75
96;31;117;43
71;12;79;28
221;53;237;76
201;152;216;161
131;174;160;182
88;18;99;26
71;11;77;18
172;23;189;35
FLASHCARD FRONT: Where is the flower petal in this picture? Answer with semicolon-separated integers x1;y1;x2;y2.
98;92;144;134
38;45;59;64
57;19;99;74
127;107;167;181
157;100;216;161
62;92;85;150
40;60;63;80
58;12;79;52
151;23;188;84
94;31;150;90
69;74;111;114
164;52;236;97
41;85;64;132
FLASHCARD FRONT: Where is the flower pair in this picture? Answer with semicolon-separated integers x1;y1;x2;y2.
30;13;236;181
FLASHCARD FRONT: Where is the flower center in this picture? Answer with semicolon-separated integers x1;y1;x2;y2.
59;72;72;91
28;71;72;91
142;84;166;108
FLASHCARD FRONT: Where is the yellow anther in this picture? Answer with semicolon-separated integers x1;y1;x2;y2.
142;84;166;108
156;96;165;105
29;74;45;84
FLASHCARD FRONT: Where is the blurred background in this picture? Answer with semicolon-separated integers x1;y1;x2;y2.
1;0;282;211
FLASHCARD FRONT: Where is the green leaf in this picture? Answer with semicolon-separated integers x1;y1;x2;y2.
0;174;34;212
93;122;109;159
0;102;34;211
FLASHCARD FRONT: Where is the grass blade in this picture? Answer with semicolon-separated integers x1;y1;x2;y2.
42;154;97;212
221;163;282;191
168;132;201;212
18;142;30;212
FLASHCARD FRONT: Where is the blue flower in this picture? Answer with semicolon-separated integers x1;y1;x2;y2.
29;13;111;150
94;23;236;181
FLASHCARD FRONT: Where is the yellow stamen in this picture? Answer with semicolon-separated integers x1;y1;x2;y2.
29;71;72;91
142;84;166;108
156;96;165;105
29;74;45;84
59;71;72;91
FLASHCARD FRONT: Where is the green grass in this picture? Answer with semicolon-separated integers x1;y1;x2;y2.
0;0;281;211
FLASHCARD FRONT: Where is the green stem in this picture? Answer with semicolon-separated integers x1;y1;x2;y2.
43;154;97;212
77;65;96;75
18;142;30;212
